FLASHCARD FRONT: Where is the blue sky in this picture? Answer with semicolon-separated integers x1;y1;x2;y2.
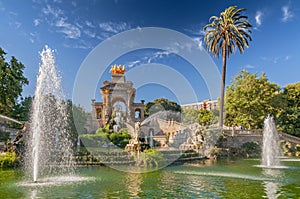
0;0;299;110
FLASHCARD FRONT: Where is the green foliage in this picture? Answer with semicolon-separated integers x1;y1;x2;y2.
140;148;165;168
0;48;29;116
80;128;131;148
10;96;32;122
241;142;260;156
109;130;131;148
145;98;181;116
182;109;199;124
203;6;252;59
9;96;32;128
80;133;109;147
296;144;300;157
0;131;10;142
225;70;281;129
96;127;109;134
198;109;213;126
0;152;18;168
65;100;88;148
278;82;300;136
281;141;294;156
183;109;217;125
68;100;88;134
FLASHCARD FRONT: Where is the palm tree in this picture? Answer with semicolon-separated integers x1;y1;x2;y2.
203;6;252;129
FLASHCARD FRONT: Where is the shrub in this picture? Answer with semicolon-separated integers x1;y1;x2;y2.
0;131;10;142
140;148;165;168
109;132;131;148
296;144;300;156
80;133;109;147
241;142;260;157
0;152;19;168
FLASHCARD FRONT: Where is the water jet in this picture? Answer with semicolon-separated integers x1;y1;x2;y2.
25;45;74;182
261;115;281;168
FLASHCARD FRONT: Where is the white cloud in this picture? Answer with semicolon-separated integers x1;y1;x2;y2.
55;17;81;39
63;40;93;49
255;11;263;26
83;29;96;38
184;26;206;37
42;4;63;18
71;1;77;7
126;60;141;68
282;5;294;22
193;37;204;51
260;55;291;64
33;19;40;26
85;20;95;28
99;22;131;33
11;21;21;29
245;64;256;69
29;32;38;43
125;49;175;69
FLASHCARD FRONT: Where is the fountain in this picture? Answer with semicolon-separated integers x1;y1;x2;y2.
261;115;282;167
24;46;75;182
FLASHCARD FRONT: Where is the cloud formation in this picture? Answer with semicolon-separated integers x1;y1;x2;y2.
33;19;40;26
99;22;131;33
245;64;256;69
34;3;135;48
282;5;294;22
261;55;291;64
55;17;81;39
255;11;263;26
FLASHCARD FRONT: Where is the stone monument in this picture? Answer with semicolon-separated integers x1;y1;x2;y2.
92;64;145;127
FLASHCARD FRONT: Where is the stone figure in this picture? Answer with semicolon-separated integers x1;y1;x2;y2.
135;121;141;140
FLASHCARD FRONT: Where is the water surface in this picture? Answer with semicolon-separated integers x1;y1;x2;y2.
1;158;299;198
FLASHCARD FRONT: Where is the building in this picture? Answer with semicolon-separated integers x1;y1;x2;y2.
181;99;218;111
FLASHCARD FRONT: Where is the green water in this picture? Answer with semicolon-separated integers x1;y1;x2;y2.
1;158;300;198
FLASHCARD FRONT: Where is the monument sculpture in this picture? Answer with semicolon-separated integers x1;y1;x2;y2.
92;65;208;153
92;64;145;128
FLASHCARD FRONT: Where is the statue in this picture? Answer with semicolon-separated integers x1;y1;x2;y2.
134;121;141;140
110;64;126;74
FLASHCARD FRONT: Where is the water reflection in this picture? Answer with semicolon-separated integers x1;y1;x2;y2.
124;172;143;197
29;189;37;199
263;168;282;199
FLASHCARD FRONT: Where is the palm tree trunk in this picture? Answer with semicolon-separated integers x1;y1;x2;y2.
219;42;227;129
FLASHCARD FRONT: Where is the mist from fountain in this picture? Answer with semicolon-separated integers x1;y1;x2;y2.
261;115;282;167
25;46;75;182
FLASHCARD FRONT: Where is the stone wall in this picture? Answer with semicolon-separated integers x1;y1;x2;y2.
220;134;262;149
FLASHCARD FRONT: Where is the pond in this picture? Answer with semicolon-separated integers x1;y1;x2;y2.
0;158;300;198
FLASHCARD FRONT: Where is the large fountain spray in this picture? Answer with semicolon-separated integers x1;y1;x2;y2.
25;46;74;182
261;115;281;167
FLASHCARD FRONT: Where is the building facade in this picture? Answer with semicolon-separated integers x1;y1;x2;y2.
181;99;218;111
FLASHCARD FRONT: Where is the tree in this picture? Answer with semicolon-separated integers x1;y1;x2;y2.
144;98;181;116
11;96;32;122
225;70;281;129
183;109;217;126
0;48;29;116
182;109;199;124
66;100;88;148
203;6;252;128
198;109;213;126
278;82;300;136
